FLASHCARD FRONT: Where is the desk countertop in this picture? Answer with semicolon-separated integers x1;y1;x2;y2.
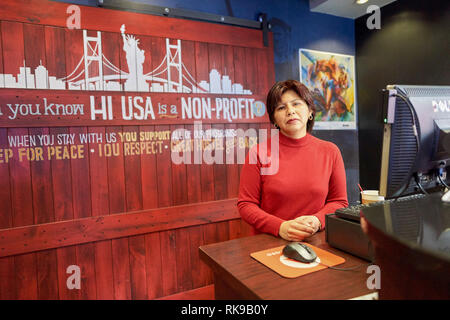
199;231;375;300
361;192;450;263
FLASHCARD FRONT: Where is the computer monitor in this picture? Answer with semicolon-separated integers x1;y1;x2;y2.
379;85;450;199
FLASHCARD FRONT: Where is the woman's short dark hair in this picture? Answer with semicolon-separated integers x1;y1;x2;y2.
266;80;316;133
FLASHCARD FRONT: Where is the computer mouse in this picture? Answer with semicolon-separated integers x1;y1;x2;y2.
442;190;450;203
282;242;317;263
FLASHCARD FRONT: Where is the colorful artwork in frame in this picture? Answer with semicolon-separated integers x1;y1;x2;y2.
299;49;357;130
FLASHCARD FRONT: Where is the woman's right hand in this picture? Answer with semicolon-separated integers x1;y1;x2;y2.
279;219;315;242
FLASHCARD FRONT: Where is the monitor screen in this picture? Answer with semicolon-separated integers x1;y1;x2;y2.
379;85;450;199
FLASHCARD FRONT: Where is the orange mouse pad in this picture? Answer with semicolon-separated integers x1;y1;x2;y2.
250;243;346;278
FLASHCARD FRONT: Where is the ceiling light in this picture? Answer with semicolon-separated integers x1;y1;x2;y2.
356;0;369;4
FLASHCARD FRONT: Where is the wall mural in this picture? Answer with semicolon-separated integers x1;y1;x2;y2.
0;0;274;300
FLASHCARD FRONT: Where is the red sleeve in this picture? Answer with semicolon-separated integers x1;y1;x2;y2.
237;148;284;236
312;146;349;230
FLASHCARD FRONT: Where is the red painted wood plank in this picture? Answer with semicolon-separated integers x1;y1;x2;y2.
0;131;14;301
180;40;196;95
255;47;270;96
0;256;15;299
14;253;37;299
187;225;209;288
87;126;113;300
94;240;114;300
49;126;77;299
106;126;126;214
56;246;80;300
111;238;131;300
200;123;215;201
185;124;202;203
228;218;243;240
236;123;249;180
245;47;258;96
36;250;59;299
156;125;172;207
226;123;239;198
233;47;247;95
216;221;230;244
106;122;131;300
29;127;54;224
76;243;97;299
89;126;109;216
0;128;12;229
159;230;177;296
70;126;91;219
50;127;73;222
0;23;4;87
128;235;148;300
1;21;24;88
101;31;122;91
267;33;276;89
23;23;46;89
0;198;240;258
174;227;193;292
28;126;58;300
123;126;143;212
171;124;188;206
195;42;210;93
223;45;235;88
0;0;265;49
8;128;33;227
138;34;153;91
150;37;167;92
64;28;85;90
44;26;67;84
145;232;163;299
201;223;220;284
140;125;158;210
68;126;96;299
212;123;228;200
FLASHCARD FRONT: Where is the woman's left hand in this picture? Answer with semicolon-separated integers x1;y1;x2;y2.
294;215;321;234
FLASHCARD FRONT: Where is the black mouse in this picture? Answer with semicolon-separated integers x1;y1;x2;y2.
282;242;317;263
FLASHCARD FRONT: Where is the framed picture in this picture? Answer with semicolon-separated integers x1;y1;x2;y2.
299;49;357;130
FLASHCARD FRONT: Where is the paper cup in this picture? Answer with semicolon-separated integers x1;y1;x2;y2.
361;190;384;204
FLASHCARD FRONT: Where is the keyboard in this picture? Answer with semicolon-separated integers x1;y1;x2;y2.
335;193;428;222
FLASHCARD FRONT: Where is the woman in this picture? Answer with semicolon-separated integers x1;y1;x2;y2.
237;80;348;241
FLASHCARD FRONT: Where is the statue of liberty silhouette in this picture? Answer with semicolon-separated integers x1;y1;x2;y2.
120;24;149;92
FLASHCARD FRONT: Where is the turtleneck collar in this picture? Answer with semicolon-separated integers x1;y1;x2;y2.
277;131;312;147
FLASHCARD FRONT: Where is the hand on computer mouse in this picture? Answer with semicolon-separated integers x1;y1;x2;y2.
279;218;316;241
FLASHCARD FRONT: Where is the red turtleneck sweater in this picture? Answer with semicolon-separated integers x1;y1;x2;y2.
237;132;348;236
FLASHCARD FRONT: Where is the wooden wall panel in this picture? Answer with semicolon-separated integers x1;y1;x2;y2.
140;124;159;209
1;21;24;87
0;23;3;87
145;232;163;299
129;235;148;300
160;230;178;296
171;124;188;206
0;0;274;300
0;128;14;299
45;26;67;83
156;125;172;207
